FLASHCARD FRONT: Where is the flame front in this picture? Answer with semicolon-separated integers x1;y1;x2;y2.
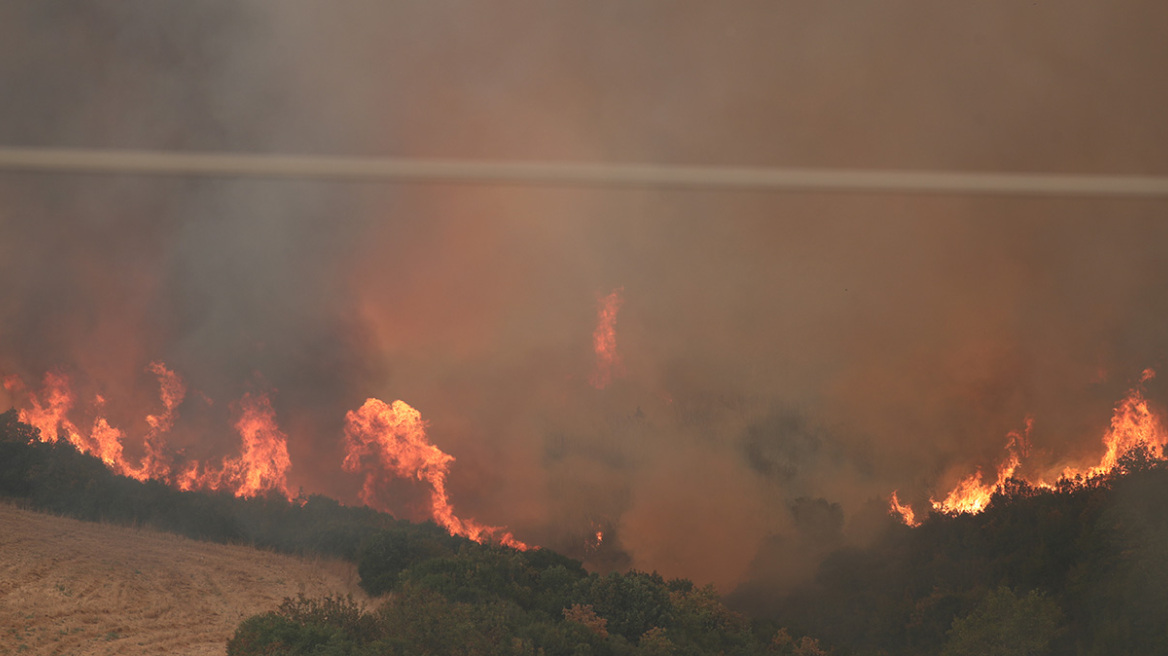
6;366;184;482
4;366;529;545
589;288;625;389
342;398;527;549
7;365;292;500
893;371;1168;523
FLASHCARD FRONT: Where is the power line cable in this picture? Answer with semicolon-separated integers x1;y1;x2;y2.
1;146;1167;197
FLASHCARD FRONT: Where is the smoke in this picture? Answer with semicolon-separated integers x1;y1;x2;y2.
3;2;1168;600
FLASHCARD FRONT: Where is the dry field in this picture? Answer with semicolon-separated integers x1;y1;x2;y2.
0;502;368;656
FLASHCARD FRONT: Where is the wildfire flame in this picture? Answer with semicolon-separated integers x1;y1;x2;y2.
138;360;186;479
176;392;294;499
929;418;1030;515
889;490;919;527
342;398;527;549
892;370;1168;523
6;365;292;500
5;371;82;447
4;365;184;482
1061;368;1165;481
3;366;529;545
589;287;625;389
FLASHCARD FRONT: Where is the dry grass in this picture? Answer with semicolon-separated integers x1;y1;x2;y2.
0;501;368;656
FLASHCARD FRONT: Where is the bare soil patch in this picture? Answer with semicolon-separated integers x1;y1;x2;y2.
0;501;366;656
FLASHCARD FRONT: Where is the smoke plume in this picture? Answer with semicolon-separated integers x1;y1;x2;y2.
3;2;1168;598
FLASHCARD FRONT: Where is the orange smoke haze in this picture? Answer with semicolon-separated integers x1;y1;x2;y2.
6;2;1168;598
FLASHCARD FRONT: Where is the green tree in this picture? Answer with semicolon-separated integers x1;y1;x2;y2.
941;587;1063;656
356;524;463;595
581;571;674;643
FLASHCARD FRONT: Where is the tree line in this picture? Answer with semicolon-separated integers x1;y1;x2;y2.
0;409;820;655
7;408;1168;654
747;448;1168;655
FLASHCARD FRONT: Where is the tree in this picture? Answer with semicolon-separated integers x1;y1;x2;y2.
356;525;463;595
941;587;1063;656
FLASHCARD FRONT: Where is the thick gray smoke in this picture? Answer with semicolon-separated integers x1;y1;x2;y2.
3;2;1168;598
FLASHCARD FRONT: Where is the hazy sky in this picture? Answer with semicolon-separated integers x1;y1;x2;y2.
3;2;1168;595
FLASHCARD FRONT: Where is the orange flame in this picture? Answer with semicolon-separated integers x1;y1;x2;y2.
589;288;625;389
4;365;188;482
342;398;528;549
7;366;291;500
88;413;130;473
930;418;1030;515
176;392;293;499
889;490;919;527
230;392;294;498
6;367;529;542
902;371;1168;523
135;361;186;479
9;372;84;447
1061;368;1166;481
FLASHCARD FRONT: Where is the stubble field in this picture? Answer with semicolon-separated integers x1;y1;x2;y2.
0;502;366;656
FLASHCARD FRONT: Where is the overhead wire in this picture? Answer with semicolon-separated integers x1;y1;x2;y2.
2;146;1167;197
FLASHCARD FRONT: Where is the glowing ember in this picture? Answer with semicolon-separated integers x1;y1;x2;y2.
889;490;919;527
342;398;528;549
589;287;625;389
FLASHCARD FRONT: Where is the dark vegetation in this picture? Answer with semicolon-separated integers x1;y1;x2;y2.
5;408;1168;655
0;409;819;655
742;447;1168;656
0;409;396;561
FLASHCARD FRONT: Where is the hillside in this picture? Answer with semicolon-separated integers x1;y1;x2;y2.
0;502;365;656
727;457;1168;656
0;412;814;656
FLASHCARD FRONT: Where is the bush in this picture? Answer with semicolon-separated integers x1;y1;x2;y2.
356;525;465;595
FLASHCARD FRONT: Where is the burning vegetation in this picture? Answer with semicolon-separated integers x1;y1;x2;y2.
2;363;528;550
589;287;625;390
3;364;295;500
342;397;527;549
0;285;645;553
890;368;1168;526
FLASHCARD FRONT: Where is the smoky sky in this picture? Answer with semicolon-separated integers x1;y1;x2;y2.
3;2;1168;595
